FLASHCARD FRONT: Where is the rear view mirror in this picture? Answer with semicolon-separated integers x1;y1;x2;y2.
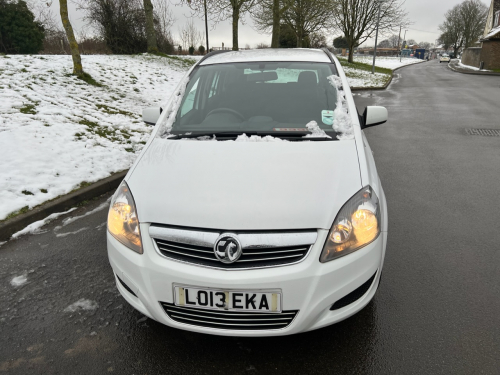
362;106;388;129
246;71;278;82
142;107;163;126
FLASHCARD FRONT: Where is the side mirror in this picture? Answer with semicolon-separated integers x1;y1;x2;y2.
362;106;388;129
142;107;163;126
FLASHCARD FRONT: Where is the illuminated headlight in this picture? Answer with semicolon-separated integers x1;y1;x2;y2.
107;181;143;254
320;186;380;263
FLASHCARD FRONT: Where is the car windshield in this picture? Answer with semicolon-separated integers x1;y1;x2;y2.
167;61;339;139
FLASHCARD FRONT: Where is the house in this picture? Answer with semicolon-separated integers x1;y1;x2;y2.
462;0;500;70
480;0;500;69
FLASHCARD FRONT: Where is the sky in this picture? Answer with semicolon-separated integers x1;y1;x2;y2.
44;0;490;49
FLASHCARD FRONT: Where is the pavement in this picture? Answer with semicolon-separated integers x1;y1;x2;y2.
1;59;500;374
448;59;500;76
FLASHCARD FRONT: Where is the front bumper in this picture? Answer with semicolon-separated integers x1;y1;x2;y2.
108;224;387;337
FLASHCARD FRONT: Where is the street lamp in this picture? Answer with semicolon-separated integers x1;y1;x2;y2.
372;0;386;74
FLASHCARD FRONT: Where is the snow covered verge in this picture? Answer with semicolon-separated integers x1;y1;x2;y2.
0;53;196;221
337;56;423;88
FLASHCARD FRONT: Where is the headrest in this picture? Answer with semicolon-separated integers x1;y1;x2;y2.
298;71;317;85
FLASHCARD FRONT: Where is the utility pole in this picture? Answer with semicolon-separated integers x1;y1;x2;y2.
372;1;383;74
397;26;402;58
203;0;209;53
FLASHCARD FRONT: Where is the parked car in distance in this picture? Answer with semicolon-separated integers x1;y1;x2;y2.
107;48;389;337
440;54;451;63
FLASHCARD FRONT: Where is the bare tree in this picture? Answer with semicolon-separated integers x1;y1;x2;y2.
439;4;465;56
153;0;175;51
251;0;286;48
460;0;488;48
59;0;83;76
330;0;408;63
253;0;333;48
419;41;431;50
178;19;203;50
183;0;255;50
143;0;158;52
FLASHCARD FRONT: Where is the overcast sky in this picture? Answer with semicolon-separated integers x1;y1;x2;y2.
48;0;490;48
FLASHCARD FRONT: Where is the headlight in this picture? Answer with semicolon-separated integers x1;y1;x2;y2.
320;186;380;263
107;181;143;254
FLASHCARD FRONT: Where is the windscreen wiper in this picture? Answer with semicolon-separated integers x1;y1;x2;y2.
166;131;336;141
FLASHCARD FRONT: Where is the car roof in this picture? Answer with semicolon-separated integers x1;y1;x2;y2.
199;48;332;65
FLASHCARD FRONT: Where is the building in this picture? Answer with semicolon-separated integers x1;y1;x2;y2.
462;0;500;70
480;0;500;69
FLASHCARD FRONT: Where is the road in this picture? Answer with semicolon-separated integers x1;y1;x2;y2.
1;60;500;374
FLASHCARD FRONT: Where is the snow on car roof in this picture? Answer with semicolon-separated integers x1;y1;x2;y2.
199;48;332;65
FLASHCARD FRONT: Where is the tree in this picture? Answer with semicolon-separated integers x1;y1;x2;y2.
407;38;416;46
308;31;327;48
460;0;488;48
419;41;431;50
439;4;465;56
387;34;400;47
0;0;45;54
59;0;83;76
330;0;408;63
251;0;285;48
377;39;390;48
333;36;349;49
143;0;158;52
184;0;255;50
178;19;203;50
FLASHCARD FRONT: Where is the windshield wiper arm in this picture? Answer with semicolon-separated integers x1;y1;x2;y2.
167;131;251;139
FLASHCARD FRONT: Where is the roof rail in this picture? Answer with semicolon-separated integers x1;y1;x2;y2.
197;50;233;65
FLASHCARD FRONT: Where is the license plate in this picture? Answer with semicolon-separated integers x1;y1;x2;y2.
173;285;282;313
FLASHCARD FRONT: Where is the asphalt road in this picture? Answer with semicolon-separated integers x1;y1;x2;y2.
1;60;500;374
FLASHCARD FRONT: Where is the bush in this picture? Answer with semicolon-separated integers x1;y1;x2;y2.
198;45;205;55
0;0;44;54
188;46;195;55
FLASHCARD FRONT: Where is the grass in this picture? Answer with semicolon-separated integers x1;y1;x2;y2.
337;58;392;75
3;206;30;221
78;119;133;144
95;103;134;117
149;51;196;68
77;72;103;87
19;103;37;115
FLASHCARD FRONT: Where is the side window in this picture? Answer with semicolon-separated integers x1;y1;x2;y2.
180;78;199;117
495;11;500;28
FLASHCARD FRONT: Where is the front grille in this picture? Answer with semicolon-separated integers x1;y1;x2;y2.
161;303;298;330
154;238;311;269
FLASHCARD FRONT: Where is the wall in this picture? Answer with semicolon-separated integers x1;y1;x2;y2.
462;47;482;68
481;40;500;70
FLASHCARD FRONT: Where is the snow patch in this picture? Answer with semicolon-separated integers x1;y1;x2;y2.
61;200;110;227
235;134;289;142
11;208;77;239
10;273;28;287
327;75;354;140
55;227;89;238
304;121;331;139
64;298;98;312
0;54;194;221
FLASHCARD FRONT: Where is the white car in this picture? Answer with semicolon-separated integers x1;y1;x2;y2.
440;54;451;63
107;49;388;336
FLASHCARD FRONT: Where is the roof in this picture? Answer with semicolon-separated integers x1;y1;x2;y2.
482;25;500;40
199;48;332;65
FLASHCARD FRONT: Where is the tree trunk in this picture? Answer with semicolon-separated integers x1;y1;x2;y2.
59;0;83;76
232;8;239;50
348;41;355;63
296;28;302;48
271;0;280;48
143;0;158;53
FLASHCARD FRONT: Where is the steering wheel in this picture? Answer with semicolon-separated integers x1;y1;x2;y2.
206;108;245;122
